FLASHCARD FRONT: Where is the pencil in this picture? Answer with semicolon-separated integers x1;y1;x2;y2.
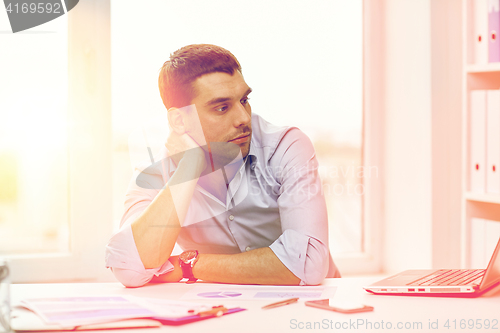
262;297;299;309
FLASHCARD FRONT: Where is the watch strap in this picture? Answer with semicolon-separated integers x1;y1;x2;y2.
180;263;197;283
179;250;199;283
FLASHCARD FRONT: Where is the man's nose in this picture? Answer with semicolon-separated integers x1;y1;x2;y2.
233;102;251;128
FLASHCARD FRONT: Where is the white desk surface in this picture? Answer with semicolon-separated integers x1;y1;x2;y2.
11;277;500;333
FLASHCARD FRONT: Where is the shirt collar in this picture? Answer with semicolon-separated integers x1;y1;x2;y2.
247;138;259;166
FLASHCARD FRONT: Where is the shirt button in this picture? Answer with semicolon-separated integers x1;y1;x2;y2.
245;246;251;252
251;164;256;170
229;215;235;221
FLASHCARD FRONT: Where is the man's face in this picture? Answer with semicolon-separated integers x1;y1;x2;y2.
188;70;252;159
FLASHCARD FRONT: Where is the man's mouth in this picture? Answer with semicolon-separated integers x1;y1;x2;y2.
228;133;251;144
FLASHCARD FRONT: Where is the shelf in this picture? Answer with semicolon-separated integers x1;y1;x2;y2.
467;63;500;73
462;0;500;268
464;192;500;204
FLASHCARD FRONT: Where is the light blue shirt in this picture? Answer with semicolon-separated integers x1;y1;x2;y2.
105;113;340;287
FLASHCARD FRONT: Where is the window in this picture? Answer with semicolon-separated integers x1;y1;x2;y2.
0;12;69;255
0;1;113;282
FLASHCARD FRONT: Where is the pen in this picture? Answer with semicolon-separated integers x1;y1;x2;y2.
262;297;299;309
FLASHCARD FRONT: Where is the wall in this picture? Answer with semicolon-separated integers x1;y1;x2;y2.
377;0;462;273
382;0;433;272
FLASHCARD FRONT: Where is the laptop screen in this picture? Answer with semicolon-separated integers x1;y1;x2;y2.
479;236;500;290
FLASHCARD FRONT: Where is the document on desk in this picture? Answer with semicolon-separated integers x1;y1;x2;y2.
11;309;162;332
19;296;214;327
181;285;337;301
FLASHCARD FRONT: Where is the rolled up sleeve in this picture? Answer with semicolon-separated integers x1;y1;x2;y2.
269;129;340;284
269;229;329;285
105;224;174;287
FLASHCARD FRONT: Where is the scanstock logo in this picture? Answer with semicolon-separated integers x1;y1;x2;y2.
3;0;79;33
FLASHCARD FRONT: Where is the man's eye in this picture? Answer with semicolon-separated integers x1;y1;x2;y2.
241;97;250;105
215;105;228;112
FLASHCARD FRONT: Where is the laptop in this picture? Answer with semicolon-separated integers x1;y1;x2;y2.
364;236;500;297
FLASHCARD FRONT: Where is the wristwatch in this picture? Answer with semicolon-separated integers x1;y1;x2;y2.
179;250;199;283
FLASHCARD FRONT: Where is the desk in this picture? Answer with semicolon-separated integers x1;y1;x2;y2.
11;278;500;333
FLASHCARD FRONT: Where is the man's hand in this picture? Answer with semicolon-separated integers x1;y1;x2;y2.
166;105;208;174
166;131;208;174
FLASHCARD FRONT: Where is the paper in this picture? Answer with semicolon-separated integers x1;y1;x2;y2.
20;296;154;326
19;296;213;327
11;307;161;332
181;285;337;301
129;296;211;317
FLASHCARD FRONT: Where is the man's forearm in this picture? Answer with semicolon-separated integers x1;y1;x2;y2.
192;247;301;285
131;154;204;269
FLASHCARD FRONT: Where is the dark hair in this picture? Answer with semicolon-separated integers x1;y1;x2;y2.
158;44;242;109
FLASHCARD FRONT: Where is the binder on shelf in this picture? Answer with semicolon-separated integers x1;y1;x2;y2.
486;89;500;194
489;0;500;62
475;0;489;64
471;218;486;268
485;219;500;261
471;219;500;269
470;90;487;193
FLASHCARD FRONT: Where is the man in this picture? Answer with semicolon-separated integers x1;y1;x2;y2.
105;44;340;287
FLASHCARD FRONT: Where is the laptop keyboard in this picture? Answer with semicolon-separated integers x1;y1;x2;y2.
407;269;485;286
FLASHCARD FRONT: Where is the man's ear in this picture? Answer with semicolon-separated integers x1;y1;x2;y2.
167;107;186;135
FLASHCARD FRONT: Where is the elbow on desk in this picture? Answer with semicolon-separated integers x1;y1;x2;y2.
303;264;328;286
110;267;153;288
302;248;330;286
